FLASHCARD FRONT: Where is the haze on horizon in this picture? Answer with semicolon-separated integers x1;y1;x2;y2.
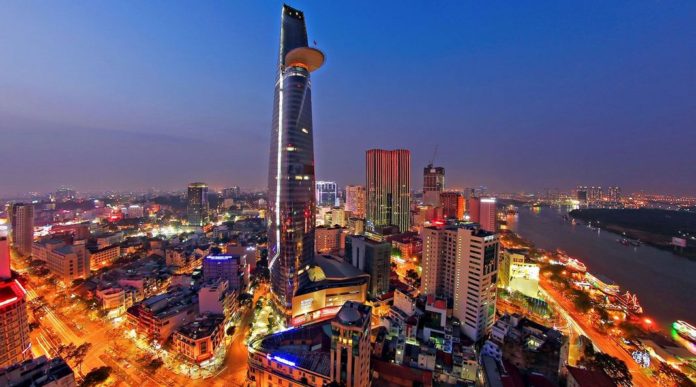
1;1;695;197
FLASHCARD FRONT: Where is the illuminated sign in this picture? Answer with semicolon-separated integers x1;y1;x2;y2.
205;255;235;261
273;356;296;367
300;298;313;310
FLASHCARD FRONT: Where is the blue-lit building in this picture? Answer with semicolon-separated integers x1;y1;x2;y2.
267;4;325;317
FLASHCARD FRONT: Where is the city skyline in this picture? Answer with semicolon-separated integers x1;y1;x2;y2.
1;2;695;196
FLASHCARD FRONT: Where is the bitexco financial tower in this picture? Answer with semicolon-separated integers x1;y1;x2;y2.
267;4;325;317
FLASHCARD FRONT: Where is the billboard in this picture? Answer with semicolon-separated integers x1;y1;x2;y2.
672;237;687;248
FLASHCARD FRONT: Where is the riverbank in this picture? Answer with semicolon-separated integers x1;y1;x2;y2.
508;207;696;330
569;208;696;258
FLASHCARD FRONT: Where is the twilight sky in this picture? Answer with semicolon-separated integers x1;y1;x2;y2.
1;1;695;196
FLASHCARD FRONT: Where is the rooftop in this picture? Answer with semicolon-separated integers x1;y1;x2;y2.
253;322;332;376
176;315;224;340
566;366;616;387
334;301;371;328
295;255;369;296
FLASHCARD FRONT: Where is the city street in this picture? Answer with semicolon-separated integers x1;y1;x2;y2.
540;277;653;386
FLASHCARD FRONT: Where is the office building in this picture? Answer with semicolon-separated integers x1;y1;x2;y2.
344;185;366;218
315;226;346;255
267;4;325;316
420;223;499;341
248;301;371;387
329;302;372;387
187;183;209;226
467;197;480;223
9;203;34;257
345;235;391;296
423;164;445;206
202;255;243;292
440;191;465;220
479;198;497;232
366;149;411;233
0;356;76;387
0;237;32;368
316;181;338;207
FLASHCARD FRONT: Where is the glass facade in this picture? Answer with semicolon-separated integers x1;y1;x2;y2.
268;5;318;313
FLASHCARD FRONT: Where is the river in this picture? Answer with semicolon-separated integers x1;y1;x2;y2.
507;206;696;331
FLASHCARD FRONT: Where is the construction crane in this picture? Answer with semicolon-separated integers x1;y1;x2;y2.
428;145;439;168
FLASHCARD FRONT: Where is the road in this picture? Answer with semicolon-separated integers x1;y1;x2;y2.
540;278;653;386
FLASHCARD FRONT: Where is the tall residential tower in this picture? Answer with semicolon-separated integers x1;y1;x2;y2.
267;5;325;315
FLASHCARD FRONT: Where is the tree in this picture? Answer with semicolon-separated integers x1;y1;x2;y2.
80;366;111;387
71;343;92;373
145;358;164;372
589;352;632;387
406;269;419;282
596;307;610;323
570;289;593;313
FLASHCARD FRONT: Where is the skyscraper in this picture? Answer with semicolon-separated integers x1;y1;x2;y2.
345;185;366;218
479;198;497;232
9;203;33;257
316;181;338;207
420;223;499;341
267;4;325;315
366;149;411;233
607;186;621;202
423;164;445;206
187;183;209;226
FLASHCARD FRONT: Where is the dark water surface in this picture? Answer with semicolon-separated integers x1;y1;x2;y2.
508;206;696;330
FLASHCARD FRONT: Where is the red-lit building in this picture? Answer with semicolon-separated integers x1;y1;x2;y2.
366;149;411;233
0;237;31;368
440;192;465;220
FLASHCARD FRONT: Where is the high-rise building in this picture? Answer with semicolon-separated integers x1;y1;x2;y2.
607;186;621;202
589;186;603;203
330;302;372;387
423;164;445;206
467;197;480;223
187;183;209;226
345;235;391;297
576;186;588;203
222;186;241;199
345;185;366;218
316;181;338;207
202;255;243;292
420;223;499;341
366;149;411;233
267;4;325;316
0;237;32;368
9;203;34;257
479;198;497;232
440;191;465;220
